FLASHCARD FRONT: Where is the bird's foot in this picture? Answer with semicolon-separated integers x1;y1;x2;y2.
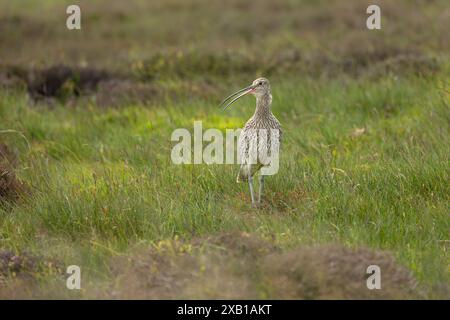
251;201;261;208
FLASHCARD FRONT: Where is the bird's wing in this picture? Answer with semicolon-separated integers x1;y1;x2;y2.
238;129;250;164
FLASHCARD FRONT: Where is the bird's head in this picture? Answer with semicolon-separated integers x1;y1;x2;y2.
251;77;271;98
220;77;271;110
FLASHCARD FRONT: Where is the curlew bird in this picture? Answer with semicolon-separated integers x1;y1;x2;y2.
220;77;282;207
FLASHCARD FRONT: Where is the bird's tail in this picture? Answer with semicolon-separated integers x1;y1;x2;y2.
236;172;246;183
236;164;262;183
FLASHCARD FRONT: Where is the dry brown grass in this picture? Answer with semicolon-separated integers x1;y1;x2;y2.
0;234;435;299
263;246;421;299
99;232;422;299
0;0;447;106
0;0;447;75
0;250;64;299
0;143;26;204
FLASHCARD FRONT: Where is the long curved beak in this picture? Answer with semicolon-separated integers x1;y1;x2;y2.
220;85;255;110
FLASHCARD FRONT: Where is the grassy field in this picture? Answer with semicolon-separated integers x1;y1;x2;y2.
0;0;449;299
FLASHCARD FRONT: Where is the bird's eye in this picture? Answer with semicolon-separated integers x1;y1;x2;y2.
258;82;263;86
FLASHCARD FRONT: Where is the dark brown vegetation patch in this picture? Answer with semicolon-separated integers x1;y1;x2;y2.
0;64;164;106
0;250;38;282
105;232;423;299
94;79;161;107
0;143;17;167
0;250;64;299
0;64;114;100
0;143;26;204
0;250;63;283
27;65;112;99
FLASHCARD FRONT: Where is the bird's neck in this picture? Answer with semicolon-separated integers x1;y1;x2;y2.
254;93;272;117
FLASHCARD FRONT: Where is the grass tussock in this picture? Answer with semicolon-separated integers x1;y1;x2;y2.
102;232;422;299
0;249;64;299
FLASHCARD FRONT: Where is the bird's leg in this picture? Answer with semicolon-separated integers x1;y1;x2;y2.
258;175;265;203
248;175;256;206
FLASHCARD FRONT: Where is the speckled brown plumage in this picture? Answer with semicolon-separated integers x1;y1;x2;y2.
221;77;282;206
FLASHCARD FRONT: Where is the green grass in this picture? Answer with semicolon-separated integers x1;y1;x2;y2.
0;71;448;297
0;0;449;299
